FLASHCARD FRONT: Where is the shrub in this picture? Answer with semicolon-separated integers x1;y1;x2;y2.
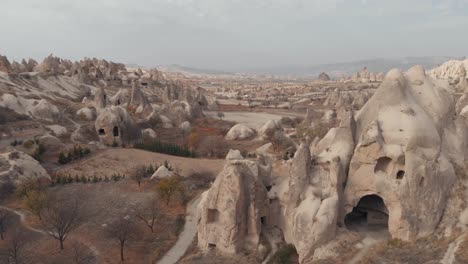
32;143;46;162
58;145;91;164
23;140;35;149
268;244;298;264
296;123;328;142
134;141;196;158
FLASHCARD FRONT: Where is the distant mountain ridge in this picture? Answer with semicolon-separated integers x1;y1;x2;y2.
155;56;464;78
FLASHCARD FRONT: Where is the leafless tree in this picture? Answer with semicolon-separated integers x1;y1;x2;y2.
130;165;146;188
106;215;139;262
0;209;12;240
42;192;87;250
135;196;159;233
0;229;30;264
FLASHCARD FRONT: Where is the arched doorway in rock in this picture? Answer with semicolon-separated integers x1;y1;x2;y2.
113;126;119;137
345;194;389;232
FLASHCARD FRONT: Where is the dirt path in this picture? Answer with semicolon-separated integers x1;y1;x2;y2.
156;196;201;264
440;232;467;264
0;205;45;235
0;205;100;259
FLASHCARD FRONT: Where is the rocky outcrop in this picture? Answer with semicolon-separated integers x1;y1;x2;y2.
344;66;461;240
95;106;141;146
0;55;12;73
318;72;331;81
197;150;270;254
225;124;255;140
0;94;60;122
0;151;51;188
197;66;466;263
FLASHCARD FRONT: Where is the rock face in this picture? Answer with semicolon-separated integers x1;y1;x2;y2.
197;150;270;254
0;94;60;122
225;124;255;140
344;66;460;240
197;66;466;263
95;106;141;146
429;58;468;81
318;72;331;81
150;166;174;179
0;55;12;73
0;151;50;188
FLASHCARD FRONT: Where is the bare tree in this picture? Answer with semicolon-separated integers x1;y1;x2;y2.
0;209;11;240
130;165;146;188
106;216;139;262
42;193;87;250
135;196;159;233
0;229;30;264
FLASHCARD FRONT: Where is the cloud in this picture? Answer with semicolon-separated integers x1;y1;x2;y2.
0;0;467;69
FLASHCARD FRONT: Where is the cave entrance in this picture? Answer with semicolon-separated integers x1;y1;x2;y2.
345;194;389;232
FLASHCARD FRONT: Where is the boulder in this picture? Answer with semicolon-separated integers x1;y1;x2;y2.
76;107;96;120
225;124;255;140
179;121;192;133
142;128;157;139
150;166;174;179
46;125;68;137
0;151;51;188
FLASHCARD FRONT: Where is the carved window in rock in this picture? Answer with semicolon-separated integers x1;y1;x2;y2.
374;157;392;174
396;170;405;180
98;128;105;135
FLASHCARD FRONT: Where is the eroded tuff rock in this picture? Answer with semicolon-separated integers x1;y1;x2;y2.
95;106;141;146
0;151;50;188
197;65;466;263
225;124;255;140
197;150;270;254
318;72;331;81
344;66;462;240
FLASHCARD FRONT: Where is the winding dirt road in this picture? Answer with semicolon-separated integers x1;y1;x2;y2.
156;196;201;264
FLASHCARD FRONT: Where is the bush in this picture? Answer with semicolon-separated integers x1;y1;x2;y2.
174;215;185;235
268;244;298;264
58;145;91;164
134;141;196;158
296;123;328;142
32;143;46;162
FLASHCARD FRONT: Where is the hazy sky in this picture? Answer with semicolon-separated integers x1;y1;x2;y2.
1;0;467;70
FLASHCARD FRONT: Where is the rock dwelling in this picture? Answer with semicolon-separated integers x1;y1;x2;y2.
197;66;466;263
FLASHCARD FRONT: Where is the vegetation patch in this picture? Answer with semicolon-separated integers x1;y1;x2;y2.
135;140;196;158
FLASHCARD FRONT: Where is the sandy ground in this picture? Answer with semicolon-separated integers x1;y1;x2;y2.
55;148;225;178
204;111;292;129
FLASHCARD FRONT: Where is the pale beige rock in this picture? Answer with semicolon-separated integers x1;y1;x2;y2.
225;124;255;140
0;151;50;188
95;106;141;146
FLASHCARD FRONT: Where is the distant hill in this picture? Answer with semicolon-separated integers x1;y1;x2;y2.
155;56;464;78
157;64;231;76
247;56;463;77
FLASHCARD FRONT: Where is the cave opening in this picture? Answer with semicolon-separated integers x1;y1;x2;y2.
345;194;389;232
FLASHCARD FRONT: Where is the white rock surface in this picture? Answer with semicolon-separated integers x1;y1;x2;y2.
225;124;255;140
151;166;174;179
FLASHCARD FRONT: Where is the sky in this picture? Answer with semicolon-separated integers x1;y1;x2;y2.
1;0;467;71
